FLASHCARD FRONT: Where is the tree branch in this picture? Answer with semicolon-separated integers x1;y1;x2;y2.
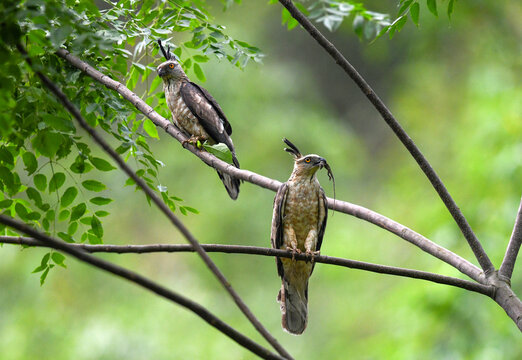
499;197;522;280
54;49;485;284
0;217;283;360
1;236;493;296
18;44;292;360
276;0;495;276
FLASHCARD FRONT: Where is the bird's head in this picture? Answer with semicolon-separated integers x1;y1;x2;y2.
283;138;334;180
156;40;186;81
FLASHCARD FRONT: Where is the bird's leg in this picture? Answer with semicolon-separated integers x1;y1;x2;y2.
182;135;206;149
284;227;300;261
304;229;319;264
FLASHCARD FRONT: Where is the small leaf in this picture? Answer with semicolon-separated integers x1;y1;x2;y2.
32;130;63;158
410;3;420;26
183;206;199;214
82;180;106;192
67;221;78;235
95;210;109;217
193;63;206;82
26;187;43;206
91;215;103;237
447;0;454;19
59;209;70;221
0;199;13;208
61;187;78;208
51;252;66;268
202;143;233;164
34;174;47;191
70;203;87;221
40;267;50;285
49;172;66;193
22;152;38;175
90;157;116;171
58;232;75;243
89;197;113;205
15;203;29;220
427;0;438;17
193;55;209;63
143;118;159;139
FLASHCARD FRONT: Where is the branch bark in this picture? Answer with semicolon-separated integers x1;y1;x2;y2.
1;236;493;296
0;217;283;360
55;49;485;285
499;196;522;280
276;0;495;276
19;44;292;360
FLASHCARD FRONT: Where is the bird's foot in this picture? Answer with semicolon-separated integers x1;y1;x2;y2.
182;135;205;149
305;250;320;264
286;246;301;261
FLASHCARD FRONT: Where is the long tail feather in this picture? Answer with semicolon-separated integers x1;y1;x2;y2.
278;279;308;335
216;170;240;200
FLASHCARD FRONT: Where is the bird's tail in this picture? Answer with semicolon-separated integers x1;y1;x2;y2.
216;152;241;200
277;278;308;335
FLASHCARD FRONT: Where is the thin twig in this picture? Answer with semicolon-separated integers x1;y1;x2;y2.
2;236;493;296
0;217;282;360
18;44;292;360
276;0;495;276
54;48;485;284
499;197;522;280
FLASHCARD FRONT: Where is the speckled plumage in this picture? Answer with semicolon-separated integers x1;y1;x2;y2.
157;57;240;199
271;139;328;335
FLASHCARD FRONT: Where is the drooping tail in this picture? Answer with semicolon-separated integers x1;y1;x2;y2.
277;278;308;335
216;152;240;200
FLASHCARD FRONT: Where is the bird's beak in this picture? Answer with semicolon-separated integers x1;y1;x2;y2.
315;157;327;168
157;66;165;77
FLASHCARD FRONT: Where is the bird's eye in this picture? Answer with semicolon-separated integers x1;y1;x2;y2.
169;63;175;69
304;157;311;163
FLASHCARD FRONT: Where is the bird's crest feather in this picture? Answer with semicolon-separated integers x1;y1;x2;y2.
283;138;302;158
158;39;172;60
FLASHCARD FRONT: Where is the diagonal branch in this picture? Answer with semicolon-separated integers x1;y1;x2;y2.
276;0;495;276
1;236;493;296
18;44;292;360
499;196;522;280
0;217;283;360
55;49;485;284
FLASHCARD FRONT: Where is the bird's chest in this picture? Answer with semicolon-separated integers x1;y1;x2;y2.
164;84;208;138
284;181;320;242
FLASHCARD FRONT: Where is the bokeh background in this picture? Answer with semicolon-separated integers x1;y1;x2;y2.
1;0;521;358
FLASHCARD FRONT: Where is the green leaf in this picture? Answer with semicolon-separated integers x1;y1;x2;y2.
90;157;116;171
33;253;50;273
61;187;78;208
193;63;206;82
0;147;14;166
183;206;199;214
410;3;420;26
49;172;66;193
91;215;103;238
82;180;106;192
0;199;13;208
447;0;454;19
427;0;438;17
95;210;109;217
32;130;63;158
89;197;113;205
70;203;87;221
58;231;75;243
51;252;66;268
40;267;51;285
398;0;413;15
15;203;29;220
34;174;47;191
67;221;78;235
202;142;233;164
26;187;43;206
193;55;209;63
22;152;38;175
59;209;70;221
143;118;159;139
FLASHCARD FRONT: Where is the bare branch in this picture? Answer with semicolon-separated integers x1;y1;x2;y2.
499;197;522;280
19;45;292;360
1;236;493;296
276;0;495;276
0;217;283;360
55;49;485;284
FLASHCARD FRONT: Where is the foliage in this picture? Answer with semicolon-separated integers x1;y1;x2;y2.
0;0;262;283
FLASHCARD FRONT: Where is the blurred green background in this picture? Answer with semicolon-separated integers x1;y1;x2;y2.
1;0;521;358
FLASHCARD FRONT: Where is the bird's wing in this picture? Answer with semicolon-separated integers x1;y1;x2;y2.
180;81;233;139
271;183;289;278
316;187;328;252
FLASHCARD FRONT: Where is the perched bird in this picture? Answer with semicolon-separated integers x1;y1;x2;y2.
271;138;333;335
156;40;240;199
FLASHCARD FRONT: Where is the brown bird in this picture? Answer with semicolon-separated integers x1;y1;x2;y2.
271;138;332;334
156;40;240;199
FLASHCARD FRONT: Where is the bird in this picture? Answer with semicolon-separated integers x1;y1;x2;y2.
156;40;240;200
270;138;333;335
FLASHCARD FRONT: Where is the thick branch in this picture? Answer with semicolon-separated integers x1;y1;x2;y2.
2;236;492;296
499;197;522;280
19;45;291;360
55;49;485;284
0;217;282;359
277;0;495;276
